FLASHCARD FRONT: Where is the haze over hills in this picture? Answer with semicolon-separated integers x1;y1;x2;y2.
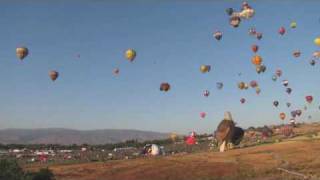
0;128;169;145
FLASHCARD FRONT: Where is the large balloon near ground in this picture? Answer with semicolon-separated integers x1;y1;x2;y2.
125;49;136;62
49;71;59;81
16;47;29;60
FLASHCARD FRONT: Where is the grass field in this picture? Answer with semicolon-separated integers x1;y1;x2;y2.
24;123;320;180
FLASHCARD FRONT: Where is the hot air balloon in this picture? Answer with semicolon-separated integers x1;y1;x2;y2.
226;8;234;16
273;101;279;107
16;47;29;60
252;55;262;66
248;27;256;36
203;90;210;97
49;71;59;81
279;112;286;120
251;44;259;53
216;82;223;90
306;96;313;103
282;80;289;87
200;112;206;119
293;51;301;58
200;65;211;73
255;87;261;95
291;111;297;118
286;102;291;108
314;37;320;46
256;64;266;74
229;16;241;28
125;49;136;62
313;51;320;58
113;68;120;75
310;59;316;66
238;82;246;90
296;110;302;116
170;133;178;142
250;80;258;88
275;69;282;77
213;31;223;41
278;27;286;35
256;32;263;40
286;88;292;95
239;8;255;19
272;75;277;81
290;21;297;28
240;98;246;104
244;83;249;90
215;112;235;152
160;83;170;92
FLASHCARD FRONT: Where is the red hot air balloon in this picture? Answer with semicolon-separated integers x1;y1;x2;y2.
203;90;210;97
200;112;206;119
279;27;286;35
251;44;259;53
306;96;313;104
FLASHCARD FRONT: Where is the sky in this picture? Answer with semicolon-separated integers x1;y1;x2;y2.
0;0;320;134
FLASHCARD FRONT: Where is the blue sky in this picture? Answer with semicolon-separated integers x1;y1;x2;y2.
0;0;320;134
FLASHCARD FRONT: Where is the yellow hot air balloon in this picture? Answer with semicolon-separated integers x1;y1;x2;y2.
290;21;297;28
125;49;136;62
16;47;29;60
200;65;211;73
315;37;320;46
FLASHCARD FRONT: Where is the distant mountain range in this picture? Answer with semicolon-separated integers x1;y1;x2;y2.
0;128;169;145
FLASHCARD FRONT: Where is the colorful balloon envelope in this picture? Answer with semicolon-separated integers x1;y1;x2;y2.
293;51;301;58
250;80;258;88
272;75;277;81
279;112;286;120
113;68;120;75
200;112;206;119
255;87;261;95
310;59;316;66
226;8;234;16
203;90;210;97
125;49;136;62
213;31;222;41
275;69;282;77
256;32;263;40
238;82;246;90
278;27;286;35
290;21;297;28
216;82;223;90
200;65;211;73
160;83;171;92
282;80;289;87
240;98;246;104
286;102;291;107
286;88;292;95
16;47;29;60
229;16;241;28
252;55;262;65
256;64;266;74
314;37;320;46
305;96;313;103
251;44;259;53
296;110;302;116
49;70;59;81
248;27;256;36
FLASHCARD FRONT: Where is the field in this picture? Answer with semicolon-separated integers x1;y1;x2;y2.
23;123;320;180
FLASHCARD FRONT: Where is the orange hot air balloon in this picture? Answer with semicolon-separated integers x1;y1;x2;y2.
251;55;262;66
251;44;259;53
279;113;286;120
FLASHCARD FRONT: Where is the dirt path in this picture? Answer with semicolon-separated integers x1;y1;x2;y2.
24;139;320;180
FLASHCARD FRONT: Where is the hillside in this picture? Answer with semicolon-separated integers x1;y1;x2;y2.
0;128;168;145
